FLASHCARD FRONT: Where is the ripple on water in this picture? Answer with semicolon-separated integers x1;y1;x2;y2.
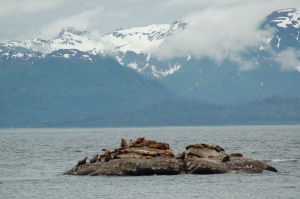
0;126;299;199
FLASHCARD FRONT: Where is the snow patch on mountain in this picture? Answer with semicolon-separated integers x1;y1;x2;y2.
1;21;187;77
270;8;300;29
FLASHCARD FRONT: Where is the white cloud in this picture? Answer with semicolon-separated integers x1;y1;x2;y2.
154;0;300;67
275;48;300;72
37;6;104;39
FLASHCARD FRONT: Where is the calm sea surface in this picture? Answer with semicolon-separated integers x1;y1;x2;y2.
0;126;299;199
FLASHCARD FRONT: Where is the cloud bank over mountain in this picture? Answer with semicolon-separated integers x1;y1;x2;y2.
1;0;300;72
1;0;299;42
156;1;300;68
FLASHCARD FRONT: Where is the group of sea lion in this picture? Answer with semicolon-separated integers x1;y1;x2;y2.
70;136;278;175
174;142;245;163
75;136;235;168
75;136;249;169
75;148;112;170
75;136;177;169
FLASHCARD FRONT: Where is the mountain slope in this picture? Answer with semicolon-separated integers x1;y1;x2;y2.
0;50;172;127
0;8;300;109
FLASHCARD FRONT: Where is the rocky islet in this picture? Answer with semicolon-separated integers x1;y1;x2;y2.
64;136;278;176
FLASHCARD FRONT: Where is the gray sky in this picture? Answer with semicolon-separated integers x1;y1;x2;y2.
1;0;299;43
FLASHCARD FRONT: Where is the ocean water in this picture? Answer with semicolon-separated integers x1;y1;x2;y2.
0;125;299;199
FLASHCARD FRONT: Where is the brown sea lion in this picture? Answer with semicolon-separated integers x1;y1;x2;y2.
186;144;194;150
215;145;225;151
134;150;157;157
222;155;231;162
148;142;170;150
129;136;145;146
129;143;146;147
187;152;203;158
118;148;133;154
164;149;175;157
186;144;204;150
100;149;110;157
104;151;112;162
90;154;98;163
201;143;215;149
214;146;221;152
76;156;88;171
230;153;243;157
121;138;129;148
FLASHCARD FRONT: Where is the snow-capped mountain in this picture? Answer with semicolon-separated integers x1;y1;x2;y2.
2;7;299;78
1;8;300;127
0;21;187;78
1;8;300;103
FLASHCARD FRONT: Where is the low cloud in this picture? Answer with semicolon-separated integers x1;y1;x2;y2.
155;0;300;68
37;6;104;39
275;48;300;72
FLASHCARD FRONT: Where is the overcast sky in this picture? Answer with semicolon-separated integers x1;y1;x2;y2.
1;0;299;43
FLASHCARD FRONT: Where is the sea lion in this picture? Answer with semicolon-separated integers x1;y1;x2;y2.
119;149;133;154
129;136;145;146
201;143;215;149
230;153;243;157
100;149;110;157
134;150;157;157
164;149;175;157
215;145;225;151
186;144;204;150
121;138;129;148
214;146;221;152
76;156;88;171
187;152;203;158
222;155;231;162
104;151;112;162
90;154;98;163
148;142;170;150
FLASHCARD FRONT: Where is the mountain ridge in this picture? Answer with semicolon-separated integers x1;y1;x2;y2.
1;9;300;101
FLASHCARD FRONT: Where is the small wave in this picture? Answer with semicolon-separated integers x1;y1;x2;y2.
270;159;298;163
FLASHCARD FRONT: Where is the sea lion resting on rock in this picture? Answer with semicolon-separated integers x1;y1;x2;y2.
99;149;111;160
186;143;225;153
184;144;227;160
116;148;133;154
156;149;175;157
134;149;158;157
121;138;129;148
104;151;112;162
129;137;170;150
187;152;203;158
221;155;231;162
76;157;88;171
129;136;145;146
230;153;243;157
90;154;98;163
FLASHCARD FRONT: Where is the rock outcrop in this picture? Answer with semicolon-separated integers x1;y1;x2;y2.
64;137;277;176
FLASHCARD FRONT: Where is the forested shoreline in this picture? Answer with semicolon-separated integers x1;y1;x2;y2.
24;96;300;127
